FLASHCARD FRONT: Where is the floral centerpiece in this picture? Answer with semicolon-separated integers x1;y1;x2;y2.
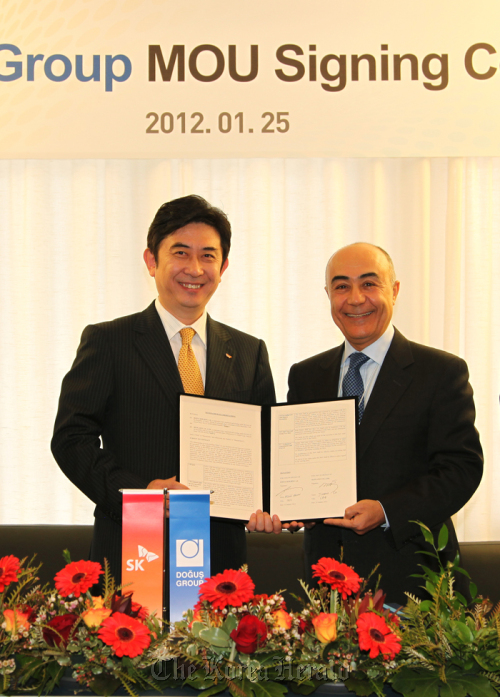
2;522;500;697
0;552;164;696
149;556;402;697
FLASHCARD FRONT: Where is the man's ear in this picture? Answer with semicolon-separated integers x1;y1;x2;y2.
392;280;400;303
143;248;156;277
220;258;229;277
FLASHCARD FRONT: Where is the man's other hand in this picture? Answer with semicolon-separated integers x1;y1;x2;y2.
147;476;189;517
247;510;281;533
147;476;189;491
324;499;384;535
282;521;316;533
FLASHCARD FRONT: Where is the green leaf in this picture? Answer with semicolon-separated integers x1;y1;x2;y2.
437;524;449;551
191;621;205;638
287;680;318;695
88;675;122;697
454;591;468;607
391;668;440;697
425;580;436;595
186;669;216;690
320;640;337;660
392;667;497;697
420;566;440;584
222;613;238;634
199;626;230;647
443;672;497;697
450;620;474;644
344;676;382;696
229;677;253;697
454;565;471;579
469;581;478;599
199;684;227;697
419;600;433;612
250;680;288;697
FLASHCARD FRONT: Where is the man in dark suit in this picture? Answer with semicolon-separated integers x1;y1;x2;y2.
51;195;278;593
287;242;483;605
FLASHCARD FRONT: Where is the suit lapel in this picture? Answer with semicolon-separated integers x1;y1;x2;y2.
358;328;414;458
317;346;344;400
205;317;234;398
133;302;183;406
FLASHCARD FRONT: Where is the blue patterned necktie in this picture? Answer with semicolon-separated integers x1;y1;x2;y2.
342;352;370;423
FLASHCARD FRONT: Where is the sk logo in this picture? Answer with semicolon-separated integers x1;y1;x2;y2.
138;545;159;562
125;545;159;571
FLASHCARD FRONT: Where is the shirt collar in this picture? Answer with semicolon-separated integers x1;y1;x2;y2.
342;323;394;366
155;298;207;347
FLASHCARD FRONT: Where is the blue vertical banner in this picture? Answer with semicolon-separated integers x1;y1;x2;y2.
169;490;211;623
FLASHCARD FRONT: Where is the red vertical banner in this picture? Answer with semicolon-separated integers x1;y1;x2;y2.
122;490;165;618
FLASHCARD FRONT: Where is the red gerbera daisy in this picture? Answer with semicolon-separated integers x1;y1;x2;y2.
54;560;103;597
357;612;401;659
199;569;255;609
311;557;361;599
0;555;21;592
98;612;151;657
131;601;149;621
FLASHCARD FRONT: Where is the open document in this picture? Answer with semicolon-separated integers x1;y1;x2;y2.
179;395;357;522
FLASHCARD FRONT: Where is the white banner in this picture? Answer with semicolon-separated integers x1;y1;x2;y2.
1;0;500;157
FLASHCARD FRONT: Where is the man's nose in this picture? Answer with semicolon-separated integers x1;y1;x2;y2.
348;286;365;304
185;257;203;276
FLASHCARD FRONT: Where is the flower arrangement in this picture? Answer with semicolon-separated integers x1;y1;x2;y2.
149;555;403;697
2;523;500;697
0;551;164;696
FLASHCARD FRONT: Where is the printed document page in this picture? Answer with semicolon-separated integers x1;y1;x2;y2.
179;395;263;520
269;399;357;521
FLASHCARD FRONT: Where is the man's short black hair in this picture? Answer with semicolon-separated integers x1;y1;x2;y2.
147;195;231;267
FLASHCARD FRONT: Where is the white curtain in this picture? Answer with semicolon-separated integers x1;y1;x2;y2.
0;157;498;542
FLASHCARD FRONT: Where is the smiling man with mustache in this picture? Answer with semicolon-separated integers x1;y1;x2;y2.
286;242;483;605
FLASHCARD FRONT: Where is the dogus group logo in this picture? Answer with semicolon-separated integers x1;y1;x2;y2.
176;539;204;567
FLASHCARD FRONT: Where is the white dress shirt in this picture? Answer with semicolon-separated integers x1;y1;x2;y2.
155;299;207;387
338;324;395;404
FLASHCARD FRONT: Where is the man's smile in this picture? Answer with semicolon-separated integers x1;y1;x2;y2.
179;282;203;289
346;311;373;318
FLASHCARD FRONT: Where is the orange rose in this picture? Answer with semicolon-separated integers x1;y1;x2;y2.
311;612;338;643
82;607;112;628
3;608;31;634
273;608;292;629
86;595;105;609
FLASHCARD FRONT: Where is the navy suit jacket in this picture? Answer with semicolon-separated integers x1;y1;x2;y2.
287;328;483;604
52;302;276;589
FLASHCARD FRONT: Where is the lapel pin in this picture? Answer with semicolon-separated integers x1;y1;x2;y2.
226;353;232;359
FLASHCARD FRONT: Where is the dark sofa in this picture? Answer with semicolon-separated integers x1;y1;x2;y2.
1;526;498;607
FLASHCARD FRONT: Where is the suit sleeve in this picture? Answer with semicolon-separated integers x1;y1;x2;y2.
286;363;300;404
251;340;276;405
51;325;148;521
380;354;483;548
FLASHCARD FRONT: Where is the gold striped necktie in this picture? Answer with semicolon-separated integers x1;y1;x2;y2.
178;327;204;395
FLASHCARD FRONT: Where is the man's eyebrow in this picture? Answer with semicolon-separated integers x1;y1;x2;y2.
169;242;218;252
330;272;380;283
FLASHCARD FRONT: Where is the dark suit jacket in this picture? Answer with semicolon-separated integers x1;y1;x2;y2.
51;302;276;591
287;328;483;605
